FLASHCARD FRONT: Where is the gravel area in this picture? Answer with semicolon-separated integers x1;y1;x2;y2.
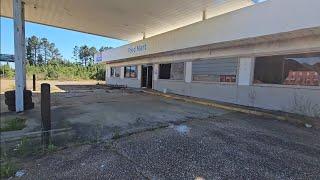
14;144;146;180
14;112;320;179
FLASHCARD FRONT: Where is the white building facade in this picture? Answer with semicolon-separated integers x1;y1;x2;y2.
96;0;320;117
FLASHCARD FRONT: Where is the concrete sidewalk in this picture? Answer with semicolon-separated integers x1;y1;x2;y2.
1;87;227;143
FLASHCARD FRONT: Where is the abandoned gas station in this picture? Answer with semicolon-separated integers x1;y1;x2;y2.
2;0;320;115
2;1;320;178
96;0;320;115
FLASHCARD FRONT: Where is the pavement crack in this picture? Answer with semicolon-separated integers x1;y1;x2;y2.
112;124;170;140
109;115;223;141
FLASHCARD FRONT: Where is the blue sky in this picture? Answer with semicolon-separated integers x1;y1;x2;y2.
0;17;127;61
252;0;267;3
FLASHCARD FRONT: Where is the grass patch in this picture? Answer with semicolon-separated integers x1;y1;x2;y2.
47;143;58;153
0;117;27;132
15;137;31;157
112;129;121;140
0;161;17;178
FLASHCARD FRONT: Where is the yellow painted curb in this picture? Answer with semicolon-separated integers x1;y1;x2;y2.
143;90;303;124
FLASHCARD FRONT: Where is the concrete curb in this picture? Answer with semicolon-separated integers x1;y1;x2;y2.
142;90;306;125
1;127;73;143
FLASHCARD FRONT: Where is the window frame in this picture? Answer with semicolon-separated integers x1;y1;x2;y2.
114;67;121;78
191;58;239;84
158;63;172;80
110;67;115;77
124;65;137;78
158;62;185;81
252;53;320;89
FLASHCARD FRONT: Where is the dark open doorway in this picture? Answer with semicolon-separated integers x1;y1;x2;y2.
141;65;153;88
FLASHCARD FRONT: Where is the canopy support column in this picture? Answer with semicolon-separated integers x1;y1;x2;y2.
13;0;26;112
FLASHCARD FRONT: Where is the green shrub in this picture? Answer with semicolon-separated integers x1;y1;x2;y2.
16;137;30;157
45;66;59;79
26;63;105;80
0;64;15;79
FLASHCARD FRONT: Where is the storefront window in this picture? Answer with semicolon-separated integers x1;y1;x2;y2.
110;67;115;77
124;66;137;78
114;67;121;77
171;62;184;80
254;53;320;86
159;63;184;80
192;58;238;82
159;64;171;79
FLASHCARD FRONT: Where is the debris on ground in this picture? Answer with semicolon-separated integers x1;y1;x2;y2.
305;123;312;128
170;124;190;135
15;169;26;177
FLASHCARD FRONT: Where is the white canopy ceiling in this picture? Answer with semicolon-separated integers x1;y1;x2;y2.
1;0;254;42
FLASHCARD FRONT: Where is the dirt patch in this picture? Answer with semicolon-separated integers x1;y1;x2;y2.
0;79;104;93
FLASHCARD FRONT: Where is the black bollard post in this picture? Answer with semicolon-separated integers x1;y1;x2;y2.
33;74;36;91
41;83;51;148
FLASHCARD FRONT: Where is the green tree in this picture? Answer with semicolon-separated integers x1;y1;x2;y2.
0;64;15;79
37;54;44;65
78;46;99;66
25;36;62;65
23;36;107;80
40;38;50;64
79;45;91;66
89;47;98;65
72;46;80;62
48;42;61;61
26;38;33;65
26;36;40;65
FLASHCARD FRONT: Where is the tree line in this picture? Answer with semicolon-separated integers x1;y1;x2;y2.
72;45;111;66
26;35;111;66
1;35;112;80
26;36;61;65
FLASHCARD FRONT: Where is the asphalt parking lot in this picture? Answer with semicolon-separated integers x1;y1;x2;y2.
2;85;320;179
13;89;320;179
2;86;226;142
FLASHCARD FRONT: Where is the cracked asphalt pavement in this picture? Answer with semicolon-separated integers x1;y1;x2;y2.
14;112;320;180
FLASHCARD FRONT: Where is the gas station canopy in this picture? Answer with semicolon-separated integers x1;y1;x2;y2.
1;0;254;42
0;0;254;112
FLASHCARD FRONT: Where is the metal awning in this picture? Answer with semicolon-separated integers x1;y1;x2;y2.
1;0;254;42
94;0;320;62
